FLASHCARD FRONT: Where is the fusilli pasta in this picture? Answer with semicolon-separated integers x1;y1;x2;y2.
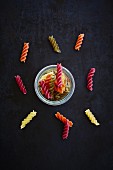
15;75;27;94
75;34;84;51
49;75;56;97
20;42;29;63
54;92;61;100
38;63;71;101
20;110;37;129
48;35;61;53
39;80;52;99
55;112;73;127
62;120;70;140
56;63;63;88
87;68;96;91
85;109;100;126
45;74;52;88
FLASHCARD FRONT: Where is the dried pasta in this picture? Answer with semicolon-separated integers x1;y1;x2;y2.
56;63;63;88
85;109;100;126
48;35;61;53
45;74;52;89
54;84;65;94
54;91;68;100
75;34;84;51
20;110;37;129
55;112;73;127
54;92;61;100
15;75;27;94
87;68;96;91
39;80;52;99
20;42;29;63
62;120;70;140
40;71;54;81
60;91;68;98
38;63;71;101
49;75;56;98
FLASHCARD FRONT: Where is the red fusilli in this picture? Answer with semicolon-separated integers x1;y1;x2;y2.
87;68;96;91
56;63;62;88
15;75;27;94
39;80;52;99
20;42;29;63
75;34;84;51
62;120;70;140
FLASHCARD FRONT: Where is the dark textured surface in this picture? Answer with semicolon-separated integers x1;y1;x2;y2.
0;0;113;169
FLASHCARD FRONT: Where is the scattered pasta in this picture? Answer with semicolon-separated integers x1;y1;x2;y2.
74;34;84;51
87;68;96;91
15;75;27;94
85;109;100;126
20;110;37;129
20;42;29;63
62;120;70;140
55;112;73;127
48;35;61;53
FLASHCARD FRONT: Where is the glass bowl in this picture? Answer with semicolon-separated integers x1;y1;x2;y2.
34;65;75;106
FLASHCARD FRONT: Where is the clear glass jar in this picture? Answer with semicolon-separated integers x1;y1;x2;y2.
34;65;75;106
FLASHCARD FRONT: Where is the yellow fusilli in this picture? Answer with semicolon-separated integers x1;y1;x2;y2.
20;110;37;129
85;109;100;126
48;35;61;53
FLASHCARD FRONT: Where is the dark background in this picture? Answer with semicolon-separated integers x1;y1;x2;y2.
0;0;113;169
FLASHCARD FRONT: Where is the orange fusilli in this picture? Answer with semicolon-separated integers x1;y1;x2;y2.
75;34;84;51
55;112;73;127
20;42;29;63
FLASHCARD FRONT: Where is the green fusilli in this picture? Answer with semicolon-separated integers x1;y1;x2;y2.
48;35;61;53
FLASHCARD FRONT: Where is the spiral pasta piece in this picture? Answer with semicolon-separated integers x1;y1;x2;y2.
15;75;27;94
49;75;56;97
44;74;52;89
87;68;96;91
39;80;52;99
20;110;37;129
85;109;100;126
56;63;63;88
54;92;61;100
75;34;84;51
62;120;70;140
54;84;65;94
60;91;68;98
48;35;61;53
20;42;29;63
40;71;54;81
55;112;73;127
